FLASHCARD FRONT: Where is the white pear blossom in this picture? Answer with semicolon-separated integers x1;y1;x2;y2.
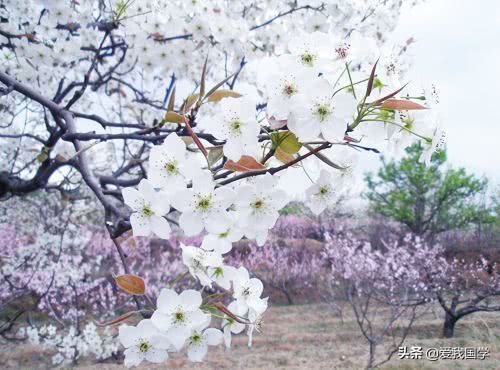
203;97;260;161
286;31;335;72
332;31;378;65
420;116;446;165
171;171;235;236
221;301;246;348
122;179;171;239
186;322;223;362
181;244;223;287
232;267;268;314
246;301;268;348
148;133;199;190
201;216;244;254
208;264;237;290
263;59;318;120
305;170;337;215
288;79;357;142
235;174;288;246
388;109;433;155
119;319;171;368
151;289;209;351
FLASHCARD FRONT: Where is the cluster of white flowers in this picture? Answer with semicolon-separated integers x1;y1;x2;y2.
119;283;266;366
23;323;118;365
1;0;442;367
115;25;445;368
0;0;415;129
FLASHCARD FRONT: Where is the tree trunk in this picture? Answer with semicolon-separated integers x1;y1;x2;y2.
281;286;294;305
442;313;457;338
366;341;376;369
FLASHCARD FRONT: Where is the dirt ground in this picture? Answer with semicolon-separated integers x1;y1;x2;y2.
1;303;499;370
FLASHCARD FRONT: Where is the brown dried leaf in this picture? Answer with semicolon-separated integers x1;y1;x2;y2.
207;89;242;103
223;155;266;172
181;93;200;113
114;274;145;295
371;83;408;105
380;99;427;110
164;111;184;123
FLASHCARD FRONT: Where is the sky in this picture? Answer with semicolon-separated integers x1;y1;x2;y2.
283;0;500;199
393;0;500;183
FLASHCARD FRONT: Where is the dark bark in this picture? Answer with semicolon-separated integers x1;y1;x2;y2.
442;312;457;338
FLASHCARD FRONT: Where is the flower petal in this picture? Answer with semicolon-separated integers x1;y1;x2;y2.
203;328;223;346
187;343;208;362
163;133;186;159
150;215;171;239
124;347;144;368
179;211;204;236
119;325;138;348
130;213;151;236
145;347;168;363
156;288;179;313
179;289;202;310
122;188;144;211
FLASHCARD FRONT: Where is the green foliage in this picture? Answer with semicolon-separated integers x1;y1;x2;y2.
492;187;500;227
279;201;310;216
365;144;493;237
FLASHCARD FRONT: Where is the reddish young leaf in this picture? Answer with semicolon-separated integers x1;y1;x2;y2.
380;99;426;110
183;116;208;157
223;155;266;172
371;83;408;105
114;274;145;295
212;302;248;324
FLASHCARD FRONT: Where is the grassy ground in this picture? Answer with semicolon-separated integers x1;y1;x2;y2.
1;303;499;369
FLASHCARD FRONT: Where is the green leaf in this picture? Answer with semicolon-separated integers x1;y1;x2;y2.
271;131;302;154
274;147;295;164
207;146;224;167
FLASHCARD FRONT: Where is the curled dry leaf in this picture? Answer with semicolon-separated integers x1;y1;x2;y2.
207;89;242;103
380;99;427;110
224;155;266;172
164;111;184;123
114;274;146;295
181;93;200;113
